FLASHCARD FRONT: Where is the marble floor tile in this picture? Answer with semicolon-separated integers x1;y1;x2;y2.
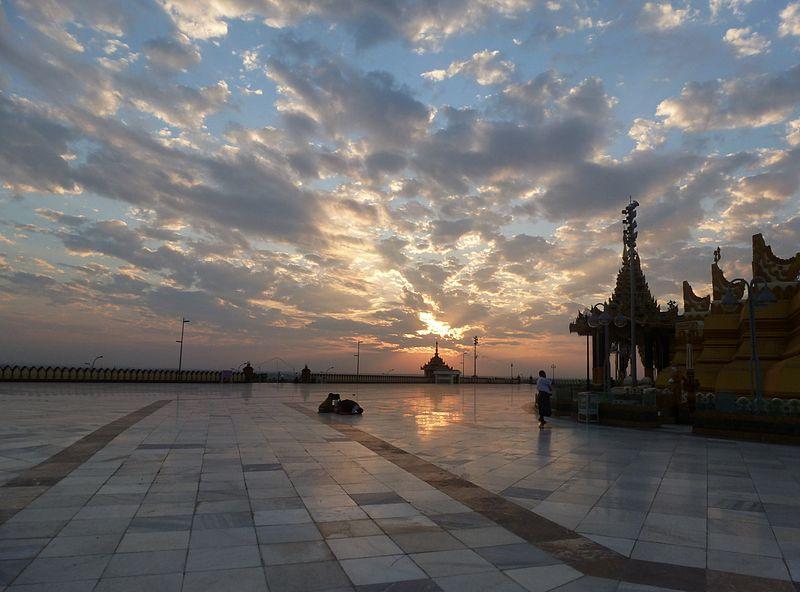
183;567;269;592
186;545;262;571
340;555;427;586
409;549;495;578
630;540;706;568
103;549;186;577
265;560;351;592
260;540;335;565
474;544;558;570
93;573;182;592
505;563;583;592
706;549;790;580
390;531;465;553
5;383;800;592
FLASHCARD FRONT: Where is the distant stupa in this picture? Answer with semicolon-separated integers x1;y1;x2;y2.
421;340;456;379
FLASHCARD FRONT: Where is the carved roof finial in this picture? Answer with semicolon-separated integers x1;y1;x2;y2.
713;246;721;264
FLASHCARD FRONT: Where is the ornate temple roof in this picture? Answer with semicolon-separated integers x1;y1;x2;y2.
711;247;744;302
753;233;800;283
609;247;677;326
682;281;710;315
421;340;454;376
570;244;677;337
610;247;659;317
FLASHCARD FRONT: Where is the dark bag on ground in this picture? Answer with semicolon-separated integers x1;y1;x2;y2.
335;399;363;415
318;393;340;413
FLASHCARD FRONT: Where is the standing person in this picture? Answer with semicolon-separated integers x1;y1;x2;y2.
536;370;553;428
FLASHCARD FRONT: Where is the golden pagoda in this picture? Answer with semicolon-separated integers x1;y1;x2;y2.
660;234;800;398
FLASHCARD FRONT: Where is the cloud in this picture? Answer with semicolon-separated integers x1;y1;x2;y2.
779;2;800;38
1;2;798;374
536;151;701;220
142;35;201;71
655;65;800;131
0;17;228;128
157;0;538;49
411;76;616;196
266;54;430;148
0;95;81;195
422;50;516;85
710;0;752;18
14;0;131;51
723;27;770;57
126;79;231;129
35;209;87;227
497;70;564;122
787;119;800;145
638;2;695;31
628;118;666;151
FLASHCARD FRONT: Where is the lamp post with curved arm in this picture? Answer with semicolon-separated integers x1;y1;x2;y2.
85;355;103;370
721;277;776;413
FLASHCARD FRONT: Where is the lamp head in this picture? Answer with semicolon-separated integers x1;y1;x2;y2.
720;287;740;310
755;286;777;306
613;313;628;328
598;310;612;326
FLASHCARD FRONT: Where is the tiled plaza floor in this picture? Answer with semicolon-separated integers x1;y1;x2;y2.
0;382;798;591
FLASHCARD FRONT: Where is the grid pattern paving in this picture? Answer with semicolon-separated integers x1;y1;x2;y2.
0;382;798;591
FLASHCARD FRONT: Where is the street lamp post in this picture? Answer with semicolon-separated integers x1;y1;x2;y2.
550;363;556;382
176;317;190;374
461;352;466;376
354;340;362;378
721;277;776;413
622;199;639;385
510;362;514;381
473;336;478;377
86;355;103;369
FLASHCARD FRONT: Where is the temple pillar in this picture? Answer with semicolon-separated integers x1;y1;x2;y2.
644;333;655;380
592;328;605;385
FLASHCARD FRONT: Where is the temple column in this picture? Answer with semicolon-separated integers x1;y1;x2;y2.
592;328;605;385
644;332;655;380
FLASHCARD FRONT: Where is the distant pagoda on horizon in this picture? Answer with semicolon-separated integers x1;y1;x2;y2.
421;340;460;383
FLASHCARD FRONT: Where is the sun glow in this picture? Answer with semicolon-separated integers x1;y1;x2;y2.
416;312;465;340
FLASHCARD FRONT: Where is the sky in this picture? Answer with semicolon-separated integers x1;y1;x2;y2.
1;0;799;376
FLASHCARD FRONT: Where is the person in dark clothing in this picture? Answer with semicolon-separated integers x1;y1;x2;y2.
334;399;363;415
243;362;254;382
318;393;363;414
318;393;341;413
535;370;553;428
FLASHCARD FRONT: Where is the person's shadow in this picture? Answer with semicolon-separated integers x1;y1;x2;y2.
536;425;552;453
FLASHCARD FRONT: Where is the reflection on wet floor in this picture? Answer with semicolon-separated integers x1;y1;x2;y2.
0;382;797;588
